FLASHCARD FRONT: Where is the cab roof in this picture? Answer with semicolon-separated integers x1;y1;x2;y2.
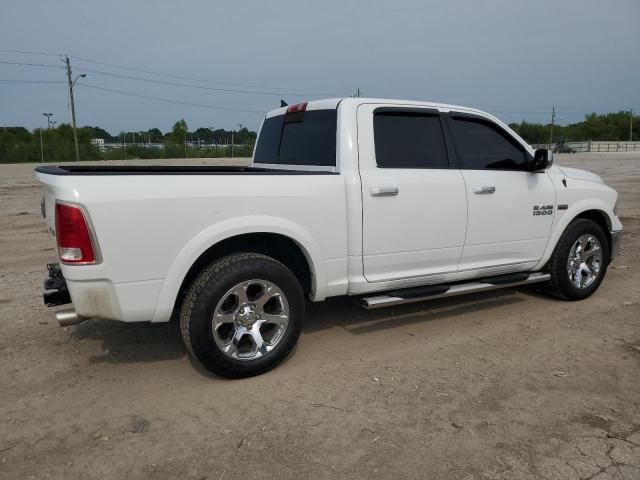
265;97;493;119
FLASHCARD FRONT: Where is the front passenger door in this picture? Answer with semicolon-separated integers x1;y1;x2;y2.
447;113;556;272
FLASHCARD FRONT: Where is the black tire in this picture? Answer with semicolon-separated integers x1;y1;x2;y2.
180;253;305;378
544;218;610;300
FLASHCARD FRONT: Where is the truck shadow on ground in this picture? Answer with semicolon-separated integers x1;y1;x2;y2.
68;286;540;366
305;287;531;335
71;319;185;364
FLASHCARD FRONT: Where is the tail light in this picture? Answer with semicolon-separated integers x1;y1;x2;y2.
286;102;307;114
55;203;98;264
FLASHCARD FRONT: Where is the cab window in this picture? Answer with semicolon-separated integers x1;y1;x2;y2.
373;112;449;169
449;116;528;171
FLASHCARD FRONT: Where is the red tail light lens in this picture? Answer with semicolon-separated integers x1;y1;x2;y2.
55;203;96;264
286;102;307;114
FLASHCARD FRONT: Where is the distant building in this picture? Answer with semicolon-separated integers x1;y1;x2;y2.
91;138;105;152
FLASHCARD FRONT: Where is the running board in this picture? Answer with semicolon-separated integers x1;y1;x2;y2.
360;272;550;309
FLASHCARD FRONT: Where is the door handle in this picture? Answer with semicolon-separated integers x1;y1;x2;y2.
473;186;496;194
370;186;399;197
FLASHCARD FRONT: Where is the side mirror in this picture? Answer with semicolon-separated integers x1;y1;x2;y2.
532;149;553;172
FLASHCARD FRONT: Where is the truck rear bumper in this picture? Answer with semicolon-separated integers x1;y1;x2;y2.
43;263;164;324
65;278;163;322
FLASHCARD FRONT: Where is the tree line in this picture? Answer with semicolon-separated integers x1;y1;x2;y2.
508;111;637;145
0;119;257;163
1;111;638;163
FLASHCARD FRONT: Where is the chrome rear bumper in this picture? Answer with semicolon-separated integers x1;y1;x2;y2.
610;229;623;260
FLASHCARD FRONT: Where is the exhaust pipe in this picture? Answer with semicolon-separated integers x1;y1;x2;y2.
56;308;88;327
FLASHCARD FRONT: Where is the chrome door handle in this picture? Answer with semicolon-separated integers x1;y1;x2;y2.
370;186;399;197
473;186;496;194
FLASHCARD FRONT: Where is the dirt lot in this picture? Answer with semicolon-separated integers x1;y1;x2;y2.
1;154;639;480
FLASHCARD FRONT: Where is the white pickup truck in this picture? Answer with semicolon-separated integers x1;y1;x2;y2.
37;97;623;378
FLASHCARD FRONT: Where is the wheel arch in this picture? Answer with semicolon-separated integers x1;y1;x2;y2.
151;217;327;323
177;232;314;306
536;203;615;271
573;209;612;253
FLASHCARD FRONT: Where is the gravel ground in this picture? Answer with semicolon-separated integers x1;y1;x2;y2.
0;154;639;480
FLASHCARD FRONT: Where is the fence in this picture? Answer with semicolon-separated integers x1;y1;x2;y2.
531;141;640;153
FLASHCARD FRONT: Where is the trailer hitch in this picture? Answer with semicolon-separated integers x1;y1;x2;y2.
43;263;71;307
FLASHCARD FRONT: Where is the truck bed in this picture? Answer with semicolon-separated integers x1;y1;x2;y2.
35;163;348;322
35;165;337;176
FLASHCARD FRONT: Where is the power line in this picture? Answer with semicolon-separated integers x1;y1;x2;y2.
0;48;347;93
0;79;65;84
76;82;266;114
74;65;346;97
0;48;60;57
69;54;348;93
0;60;63;69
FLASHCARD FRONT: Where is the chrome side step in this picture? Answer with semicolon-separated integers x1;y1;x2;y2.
360;272;550;309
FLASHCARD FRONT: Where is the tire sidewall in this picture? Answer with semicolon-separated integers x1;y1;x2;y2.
555;220;609;300
184;255;304;378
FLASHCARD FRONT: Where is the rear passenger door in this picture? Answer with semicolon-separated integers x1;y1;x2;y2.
446;113;556;271
357;105;468;283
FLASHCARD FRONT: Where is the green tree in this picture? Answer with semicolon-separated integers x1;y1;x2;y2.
170;119;188;145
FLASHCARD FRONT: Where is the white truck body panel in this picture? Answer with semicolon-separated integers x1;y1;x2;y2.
36;97;622;323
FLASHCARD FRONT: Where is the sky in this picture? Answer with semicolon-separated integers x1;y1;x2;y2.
1;0;638;134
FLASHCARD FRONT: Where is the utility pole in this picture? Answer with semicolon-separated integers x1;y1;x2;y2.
631;108;634;142
357;88;360;98
63;56;82;161
39;128;44;163
549;106;556;149
231;131;234;158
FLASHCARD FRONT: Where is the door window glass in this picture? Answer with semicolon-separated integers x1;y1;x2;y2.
450;117;527;170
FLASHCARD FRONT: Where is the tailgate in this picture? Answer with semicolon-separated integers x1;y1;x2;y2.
38;175;57;235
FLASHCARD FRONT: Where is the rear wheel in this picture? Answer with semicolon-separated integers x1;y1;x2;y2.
545;218;609;300
180;253;305;378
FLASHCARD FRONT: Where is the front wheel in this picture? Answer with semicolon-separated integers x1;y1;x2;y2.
180;253;305;378
545;218;610;300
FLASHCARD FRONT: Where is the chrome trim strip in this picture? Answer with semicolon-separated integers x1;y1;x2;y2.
251;163;337;173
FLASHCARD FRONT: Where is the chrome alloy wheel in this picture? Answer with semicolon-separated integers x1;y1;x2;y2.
212;279;290;360
567;234;603;289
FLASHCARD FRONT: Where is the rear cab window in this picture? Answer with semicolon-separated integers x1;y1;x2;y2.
253;107;337;169
373;110;449;168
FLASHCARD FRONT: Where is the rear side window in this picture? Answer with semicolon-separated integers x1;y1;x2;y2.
449;116;528;170
373;112;448;168
253;110;337;167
